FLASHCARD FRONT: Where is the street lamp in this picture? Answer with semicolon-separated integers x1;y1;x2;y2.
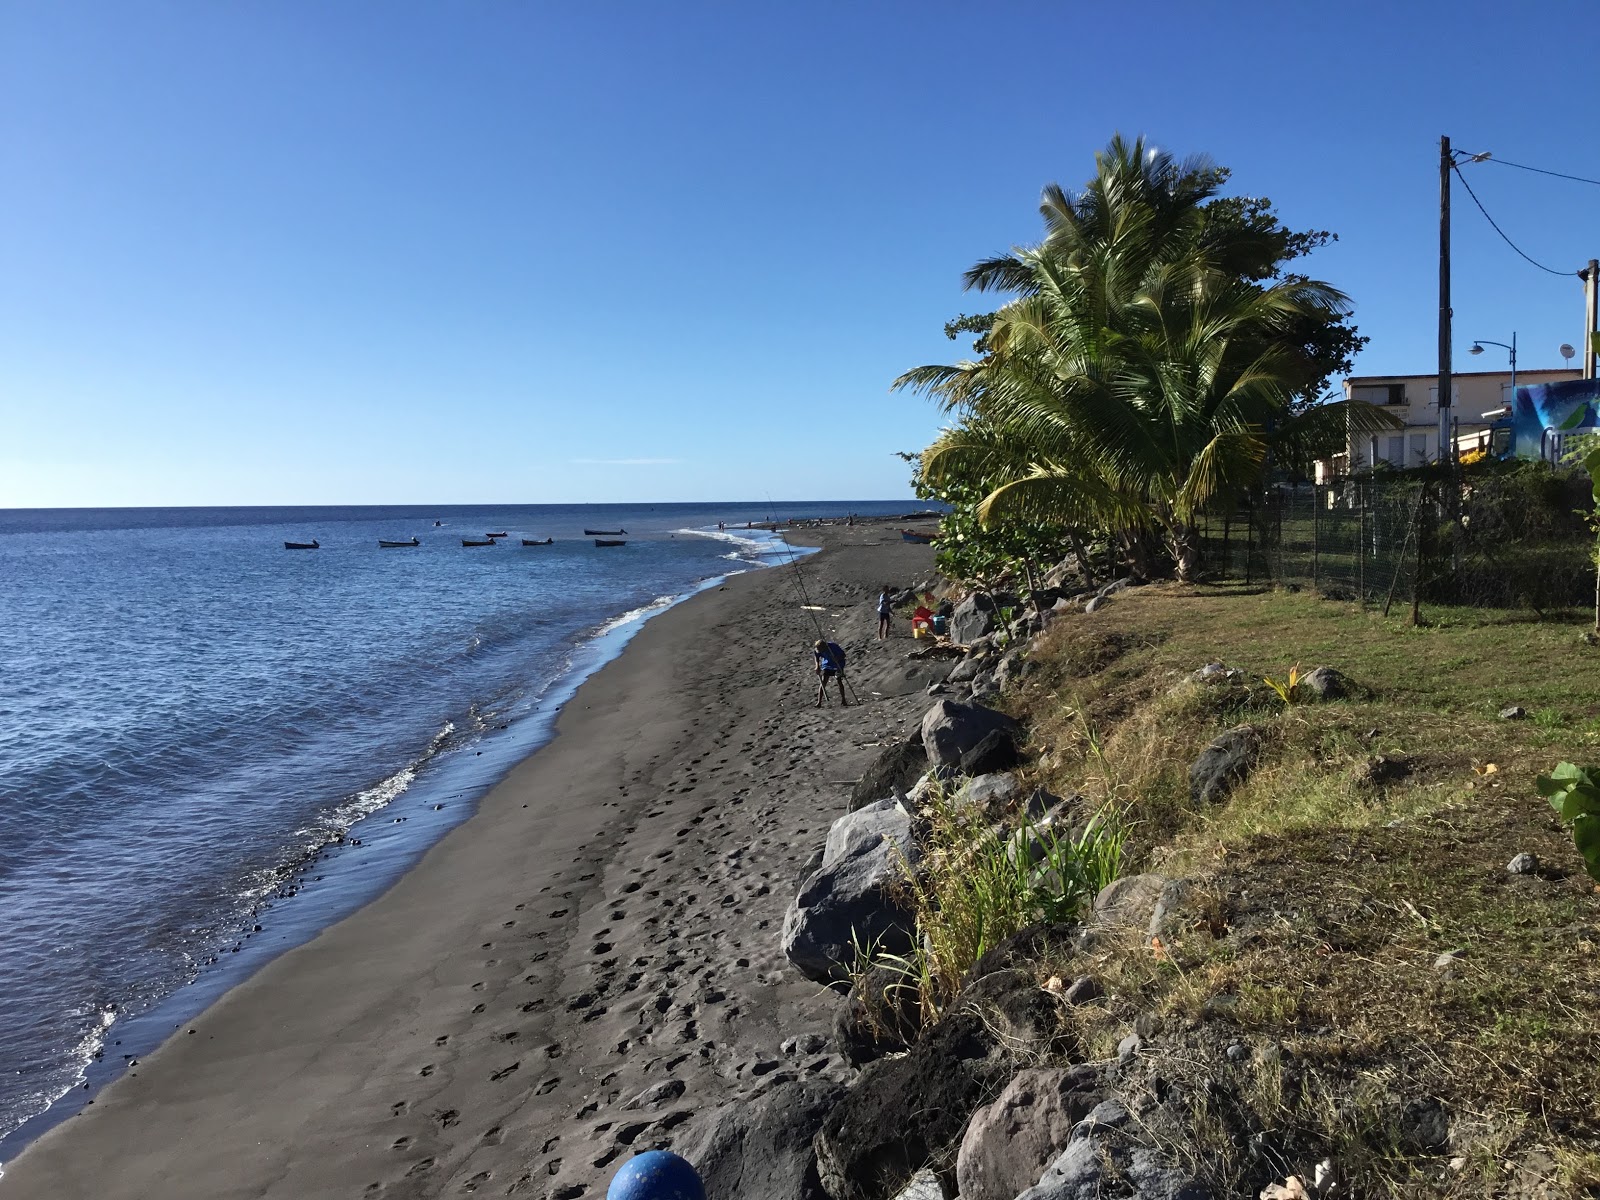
1468;333;1517;411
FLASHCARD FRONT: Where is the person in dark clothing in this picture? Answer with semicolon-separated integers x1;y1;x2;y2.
812;639;849;707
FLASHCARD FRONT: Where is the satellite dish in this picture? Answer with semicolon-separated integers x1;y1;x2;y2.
1561;343;1576;363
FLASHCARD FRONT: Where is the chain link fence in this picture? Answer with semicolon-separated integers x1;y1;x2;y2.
1198;467;1594;615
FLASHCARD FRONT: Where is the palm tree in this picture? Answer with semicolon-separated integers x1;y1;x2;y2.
898;136;1395;581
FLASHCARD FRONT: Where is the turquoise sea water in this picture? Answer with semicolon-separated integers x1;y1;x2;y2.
0;500;919;1156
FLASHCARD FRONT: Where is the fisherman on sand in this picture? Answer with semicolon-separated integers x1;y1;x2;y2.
812;639;849;707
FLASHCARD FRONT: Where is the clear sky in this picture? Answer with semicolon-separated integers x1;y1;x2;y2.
4;0;1597;507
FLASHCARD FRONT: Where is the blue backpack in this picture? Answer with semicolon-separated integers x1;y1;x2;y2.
820;642;845;671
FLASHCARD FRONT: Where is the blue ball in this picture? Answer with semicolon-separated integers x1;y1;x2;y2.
607;1151;706;1200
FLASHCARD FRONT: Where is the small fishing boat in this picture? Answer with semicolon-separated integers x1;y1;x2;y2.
521;537;553;546
900;529;938;544
379;537;420;548
485;531;508;539
583;528;626;536
284;539;320;550
462;537;496;547
593;538;627;547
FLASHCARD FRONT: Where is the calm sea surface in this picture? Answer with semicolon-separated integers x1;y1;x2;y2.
0;500;918;1156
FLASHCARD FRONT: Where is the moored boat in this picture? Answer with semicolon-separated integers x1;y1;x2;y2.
284;539;320;550
583;528;626;535
485;531;508;539
378;537;420;547
462;537;496;547
593;538;627;547
899;529;938;544
521;537;553;546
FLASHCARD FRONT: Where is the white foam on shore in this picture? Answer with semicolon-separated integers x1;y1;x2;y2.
592;593;683;638
673;527;772;556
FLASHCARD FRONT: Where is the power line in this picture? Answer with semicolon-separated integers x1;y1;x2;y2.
1459;151;1600;189
1451;164;1576;278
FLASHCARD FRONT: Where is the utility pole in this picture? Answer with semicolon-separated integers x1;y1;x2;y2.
1584;259;1599;379
1438;136;1453;461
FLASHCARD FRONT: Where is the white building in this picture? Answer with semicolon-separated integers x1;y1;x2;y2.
1339;367;1581;472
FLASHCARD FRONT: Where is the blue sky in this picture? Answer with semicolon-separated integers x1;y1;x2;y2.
3;0;1597;507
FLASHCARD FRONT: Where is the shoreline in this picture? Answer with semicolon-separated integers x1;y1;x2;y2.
2;522;939;1199
0;555;771;1166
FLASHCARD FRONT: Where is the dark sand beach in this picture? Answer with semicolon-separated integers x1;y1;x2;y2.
3;525;940;1199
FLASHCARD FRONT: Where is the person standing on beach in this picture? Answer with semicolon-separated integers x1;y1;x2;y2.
813;639;848;707
876;585;893;640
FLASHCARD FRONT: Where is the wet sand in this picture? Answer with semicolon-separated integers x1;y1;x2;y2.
3;525;941;1199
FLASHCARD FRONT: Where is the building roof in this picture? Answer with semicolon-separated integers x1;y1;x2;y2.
1347;368;1580;384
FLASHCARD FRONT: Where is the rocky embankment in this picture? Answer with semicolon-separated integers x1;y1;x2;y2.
694;569;1528;1200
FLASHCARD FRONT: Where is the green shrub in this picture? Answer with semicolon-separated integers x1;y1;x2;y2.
866;779;1124;1021
1536;762;1600;882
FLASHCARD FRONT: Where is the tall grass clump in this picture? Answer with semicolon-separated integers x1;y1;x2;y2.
876;779;1125;1021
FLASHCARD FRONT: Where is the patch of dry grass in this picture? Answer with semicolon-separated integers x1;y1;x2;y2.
1002;583;1600;1196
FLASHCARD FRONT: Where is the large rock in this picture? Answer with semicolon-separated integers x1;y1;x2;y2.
677;1077;845;1200
814;970;1067;1200
1088;874;1168;935
849;736;928;813
783;801;919;983
922;700;1022;769
959;728;1021;776
951;593;1000;645
958;772;1020;811
1015;1100;1209;1200
956;1066;1107;1200
1188;725;1261;804
1299;665;1352;701
947;653;989;684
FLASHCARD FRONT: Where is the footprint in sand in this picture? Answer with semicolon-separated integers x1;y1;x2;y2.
490;1062;521;1081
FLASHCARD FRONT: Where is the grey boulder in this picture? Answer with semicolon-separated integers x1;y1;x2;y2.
922;700;1021;768
783;800;918;983
955;1066;1106;1200
1299;665;1352;701
951;593;999;645
1189;724;1261;804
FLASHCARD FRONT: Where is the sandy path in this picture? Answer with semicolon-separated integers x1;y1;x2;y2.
2;527;940;1200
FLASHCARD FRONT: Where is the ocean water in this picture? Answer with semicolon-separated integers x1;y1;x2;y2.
0;500;917;1156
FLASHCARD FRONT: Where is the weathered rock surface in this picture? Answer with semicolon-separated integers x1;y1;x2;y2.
814;970;1067;1200
849;736;928;813
922;700;1022;769
960;727;1021;776
1299;665;1351;701
1189;724;1261;804
678;1077;845;1200
783;800;918;983
947;653;988;684
1013;1096;1209;1200
1088;874;1169;934
951;593;1000;645
955;1066;1107;1200
959;771;1020;811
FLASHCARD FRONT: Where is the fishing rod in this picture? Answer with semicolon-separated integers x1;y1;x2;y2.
765;498;863;706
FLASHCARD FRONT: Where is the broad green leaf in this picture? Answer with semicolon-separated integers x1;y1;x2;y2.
1561;787;1600;822
1571;813;1600;883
